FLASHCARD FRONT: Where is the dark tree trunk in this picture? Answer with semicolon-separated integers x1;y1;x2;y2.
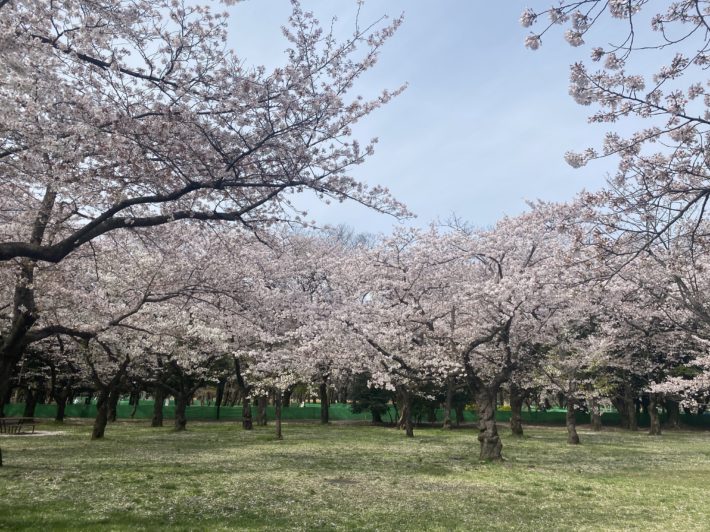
215;379;225;420
399;389;414;438
371;407;383;424
107;387;120;422
454;404;465;427
319;380;329;424
0;256;49;424
275;391;283;440
443;378;453;430
129;393;139;419
337;385;348;404
611;396;629;429
664;399;681;429
0;384;12;418
427;404;437;424
257;396;267;426
625;384;638;431
242;396;253;430
557;392;565;409
151;388;164;427
128;390;139;405
283;387;292;408
509;383;524;437
174;394;188;431
566;398;580;444
648;394;661;436
23;387;38;418
91;390;109;440
55;394;68;422
36;386;48;405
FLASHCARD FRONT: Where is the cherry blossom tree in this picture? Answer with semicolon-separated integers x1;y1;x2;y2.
441;210;573;460
0;0;406;420
336;227;462;438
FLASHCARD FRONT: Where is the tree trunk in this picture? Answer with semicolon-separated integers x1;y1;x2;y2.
242;396;253;430
283;387;292;408
275;391;283;440
476;387;502;461
454;404;465;427
648;393;661;436
257;396;267;426
215;379;225;420
337;385;348;404
0;384;11;418
625;384;638;431
129;394;139;419
427;404;437;424
611;395;629;429
566;398;580;444
55;394;68;422
371;407;383;424
443;378;454;430
319;380;329;424
400;390;414;437
174;394;188;431
107;387;120;422
664;399;681;429
91;390;109;440
0;237;51;421
151;388;164;427
23;387;38;418
589;395;602;431
509;383;524;437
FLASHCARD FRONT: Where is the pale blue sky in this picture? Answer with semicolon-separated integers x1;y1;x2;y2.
226;1;618;233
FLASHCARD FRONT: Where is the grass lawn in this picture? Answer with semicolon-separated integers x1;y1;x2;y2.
1;421;709;531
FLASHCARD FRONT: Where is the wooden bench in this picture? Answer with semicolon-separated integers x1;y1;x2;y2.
0;417;37;435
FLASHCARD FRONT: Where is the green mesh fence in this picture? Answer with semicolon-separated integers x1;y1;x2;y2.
1;401;374;422
3;401;709;427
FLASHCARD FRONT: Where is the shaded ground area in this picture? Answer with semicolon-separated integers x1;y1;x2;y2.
0;421;708;531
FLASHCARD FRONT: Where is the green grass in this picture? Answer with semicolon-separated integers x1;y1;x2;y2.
1;421;709;531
